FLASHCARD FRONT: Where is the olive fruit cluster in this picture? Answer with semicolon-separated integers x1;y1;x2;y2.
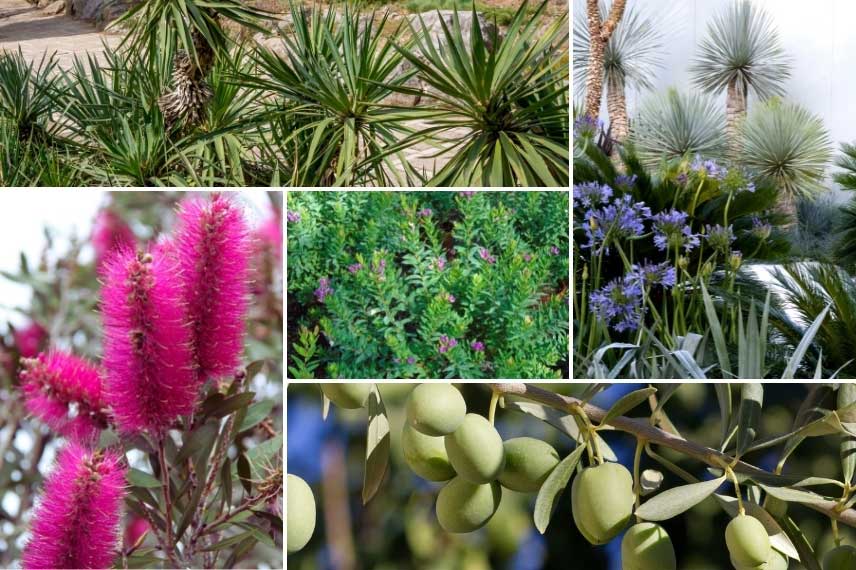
824;545;856;570
286;474;316;555
725;513;790;570
401;384;560;534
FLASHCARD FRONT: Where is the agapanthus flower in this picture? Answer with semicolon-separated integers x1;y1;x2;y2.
175;194;250;382
13;321;47;358
751;216;772;240
589;277;645;333
348;263;362;274
22;443;126;570
691;154;726;180
582;195;651;252
479;248;496;264
614;174;638;188
101;248;197;435
438;335;458;354
626;261;677;289
743;181;757;193
418;208;432;217
705;224;736;253
573;115;600;138
314;277;333;303
572;181;613;209
20;351;109;443
286;210;301;223
651;209;700;252
91;208;136;269
470;341;485;352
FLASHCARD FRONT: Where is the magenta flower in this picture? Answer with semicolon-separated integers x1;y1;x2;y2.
101;248;197;435
470;341;485;352
13;321;47;358
287;210;301;223
314;277;333;303
438;335;458;354
523;253;532;262
418;208;432;217
91;208;136;269
434;256;446;271
479;248;496;264
20;351;109;443
348;263;362;274
256;208;283;261
22;443;126;570
550;246;560;255
175;194;250;382
446;293;456;303
459;191;477;199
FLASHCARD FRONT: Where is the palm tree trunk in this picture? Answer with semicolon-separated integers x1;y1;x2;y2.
725;77;746;157
159;26;216;131
606;75;629;143
583;0;627;120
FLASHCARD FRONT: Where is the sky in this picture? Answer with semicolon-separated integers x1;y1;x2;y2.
0;190;273;327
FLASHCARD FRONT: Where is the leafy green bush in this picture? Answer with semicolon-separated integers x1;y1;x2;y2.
287;191;569;379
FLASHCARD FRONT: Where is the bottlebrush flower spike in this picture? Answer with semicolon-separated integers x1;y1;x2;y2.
91;208;136;269
175;194;250;382
22;443;126;570
101;248;196;434
20;351;108;443
14;321;47;358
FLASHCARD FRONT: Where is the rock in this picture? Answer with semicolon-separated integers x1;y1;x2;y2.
40;0;65;14
67;0;136;27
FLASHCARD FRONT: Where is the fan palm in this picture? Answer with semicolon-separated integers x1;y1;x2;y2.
831;143;856;264
630;88;726;168
739;98;832;217
573;0;662;142
689;0;791;151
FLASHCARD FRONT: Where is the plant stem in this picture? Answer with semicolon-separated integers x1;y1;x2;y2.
488;389;500;426
158;436;178;566
632;438;644;516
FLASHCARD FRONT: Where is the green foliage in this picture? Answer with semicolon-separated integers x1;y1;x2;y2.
286;191;569;379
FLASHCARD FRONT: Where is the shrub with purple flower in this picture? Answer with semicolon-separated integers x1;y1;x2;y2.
651;209;700;252
418;208;432;217
348;263;362;274
314;277;333;302
479;248;497;264
470;341;485;352
287;210;301;223
438;335;458;353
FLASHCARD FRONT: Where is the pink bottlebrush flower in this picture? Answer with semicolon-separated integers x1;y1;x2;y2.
14;321;47;358
91;208;136;269
101;248;196;434
256;208;283;261
20;351;108;443
175;194;250;382
124;516;150;549
22;442;126;570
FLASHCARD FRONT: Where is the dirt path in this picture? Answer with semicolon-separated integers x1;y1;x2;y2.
0;0;117;68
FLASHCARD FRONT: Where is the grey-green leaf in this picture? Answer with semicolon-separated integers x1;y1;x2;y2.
534;444;586;534
635;476;726;521
736;383;763;458
363;385;390;505
599;387;657;427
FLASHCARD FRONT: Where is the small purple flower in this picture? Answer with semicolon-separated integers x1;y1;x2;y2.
373;258;386;276
627;261;677;289
434;256;446;271
348;263;362;274
479;248;496;264
458;191;477;199
651;209;699;252
704;224;735;253
573;182;613;209
573;115;601;138
470;341;485;352
550;246;560;255
523;253;532;262
418;208;432;217
589;277;644;333
438;335;458;354
676;172;689;186
614;174;638;188
407;356;416;365
314;277;333;303
286;210;301;223
743;181;756;193
691;154;726;180
446;293;456;303
751;216;772;240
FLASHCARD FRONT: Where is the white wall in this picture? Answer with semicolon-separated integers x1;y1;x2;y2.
592;0;856;153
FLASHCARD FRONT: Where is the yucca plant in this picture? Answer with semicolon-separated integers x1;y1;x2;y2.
0;50;63;141
739;98;832;216
689;0;791;151
0;121;80;187
573;0;663;143
395;1;569;187
833;143;856;265
630;88;727;168
114;0;271;131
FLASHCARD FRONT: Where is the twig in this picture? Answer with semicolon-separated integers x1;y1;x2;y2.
157;436;179;567
490;382;856;528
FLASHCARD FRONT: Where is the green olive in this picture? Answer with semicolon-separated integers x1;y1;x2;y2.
320;383;372;409
571;462;634;545
401;423;456;481
823;545;856;570
725;514;771;568
406;383;466;436
287;474;316;554
766;548;789;570
436;476;502;533
444;413;505;483
621;522;676;570
497;437;559;493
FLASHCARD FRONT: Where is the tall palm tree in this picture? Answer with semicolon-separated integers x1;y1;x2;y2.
582;0;627;121
573;0;663;143
689;0;791;153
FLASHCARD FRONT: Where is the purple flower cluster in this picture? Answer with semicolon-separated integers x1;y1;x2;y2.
614;174;638;188
459;191;477;199
470;341;485;352
550;246;560;255
418;208;432;217
589;277;644;333
374;258;386;276
286;210;301;223
438;335;458;354
751;216;772;240
574;115;601;138
705;224;735;253
314;277;333;303
651;209;700;252
348;263;362;274
446;293;456;303
582;194;651;252
479;248;496;264
523;253;532;262
394;356;417;365
573;181;613;209
434;256;447;271
691;154;726;180
627;261;677;289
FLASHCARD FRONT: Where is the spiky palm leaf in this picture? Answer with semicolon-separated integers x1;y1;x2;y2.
573;0;663;98
395;1;569;186
739;98;832;201
689;0;791;99
0;50;63;140
630;88;726;167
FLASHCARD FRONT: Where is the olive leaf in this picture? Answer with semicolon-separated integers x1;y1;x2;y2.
714;383;732;447
736;383;763;458
635;476;726;521
598;387;657;427
757;482;831;508
363;385;390;505
839;384;856;485
533;444;586;534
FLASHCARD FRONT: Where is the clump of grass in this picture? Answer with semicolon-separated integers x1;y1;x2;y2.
398;0;532;26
